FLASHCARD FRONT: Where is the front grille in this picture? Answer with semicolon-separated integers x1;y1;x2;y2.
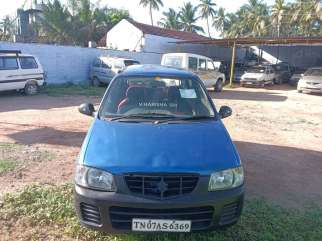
110;206;214;231
124;174;199;199
219;202;241;226
80;203;101;225
243;78;257;81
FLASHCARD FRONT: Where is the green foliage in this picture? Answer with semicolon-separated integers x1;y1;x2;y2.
0;15;15;41
139;0;164;26
0;142;53;174
197;0;216;37
158;8;182;30
179;2;204;33
43;83;105;97
1;184;322;241
41;0;130;46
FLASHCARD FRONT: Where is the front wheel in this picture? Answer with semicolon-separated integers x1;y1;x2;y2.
24;82;39;95
214;79;223;92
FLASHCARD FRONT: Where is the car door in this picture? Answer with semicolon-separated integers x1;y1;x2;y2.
18;56;43;85
91;58;101;80
0;56;22;91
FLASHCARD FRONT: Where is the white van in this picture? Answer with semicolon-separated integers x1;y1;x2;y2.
0;50;45;95
90;56;140;86
161;53;226;91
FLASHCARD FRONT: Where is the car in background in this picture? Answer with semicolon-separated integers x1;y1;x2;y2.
240;65;276;87
271;62;294;84
289;68;306;86
75;65;244;233
0;50;45;95
161;53;226;92
297;67;322;94
90;56;140;86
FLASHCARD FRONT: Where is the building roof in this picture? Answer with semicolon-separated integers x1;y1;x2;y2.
128;19;211;41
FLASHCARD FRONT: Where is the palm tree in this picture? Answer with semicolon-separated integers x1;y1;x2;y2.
139;0;163;26
158;8;182;30
291;0;320;36
197;0;216;37
0;16;15;41
271;0;287;37
213;7;226;37
179;2;204;33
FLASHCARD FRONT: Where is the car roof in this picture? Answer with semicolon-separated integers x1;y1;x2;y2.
163;52;212;60
118;64;198;78
0;53;35;57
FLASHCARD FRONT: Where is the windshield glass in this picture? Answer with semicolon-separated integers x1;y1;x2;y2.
124;60;140;66
247;66;266;73
163;56;183;68
304;68;322;76
99;76;215;119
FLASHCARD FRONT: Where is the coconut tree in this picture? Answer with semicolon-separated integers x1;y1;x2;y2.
179;2;204;33
213;7;226;37
271;0;287;37
158;8;182;30
0;16;15;41
139;0;163;26
197;0;216;37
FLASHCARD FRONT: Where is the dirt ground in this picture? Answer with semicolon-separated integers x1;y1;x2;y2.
0;85;321;207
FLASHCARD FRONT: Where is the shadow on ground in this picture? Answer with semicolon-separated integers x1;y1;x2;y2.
210;89;288;102
0;93;100;112
8;126;86;147
235;141;322;207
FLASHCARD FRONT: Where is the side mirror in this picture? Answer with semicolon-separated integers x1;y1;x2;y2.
79;103;95;117
219;106;232;119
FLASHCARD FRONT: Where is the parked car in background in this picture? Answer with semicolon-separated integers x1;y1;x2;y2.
232;63;248;83
161;53;226;92
90;56;140;86
297;67;322;94
289;68;306;86
0;50;45;95
271;62;294;84
75;65;244;233
240;65;276;87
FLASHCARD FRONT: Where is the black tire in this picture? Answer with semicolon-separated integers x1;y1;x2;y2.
214;79;223;92
24;82;39;95
297;89;302;93
92;77;101;87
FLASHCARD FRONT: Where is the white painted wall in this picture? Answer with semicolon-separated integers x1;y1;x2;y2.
106;19;144;51
0;41;161;84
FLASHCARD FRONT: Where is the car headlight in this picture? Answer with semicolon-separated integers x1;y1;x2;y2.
208;167;244;191
75;165;115;191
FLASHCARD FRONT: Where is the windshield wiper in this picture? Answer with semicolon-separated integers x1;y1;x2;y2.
156;115;214;124
108;113;177;121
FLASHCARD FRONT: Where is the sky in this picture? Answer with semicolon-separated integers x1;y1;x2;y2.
0;0;280;38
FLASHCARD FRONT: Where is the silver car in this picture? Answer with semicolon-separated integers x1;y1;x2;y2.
90;57;140;86
297;67;322;94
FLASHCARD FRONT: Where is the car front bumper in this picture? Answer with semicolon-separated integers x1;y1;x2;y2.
240;79;265;87
298;83;322;93
74;182;245;234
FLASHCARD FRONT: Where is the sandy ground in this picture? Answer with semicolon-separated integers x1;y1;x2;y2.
0;85;321;207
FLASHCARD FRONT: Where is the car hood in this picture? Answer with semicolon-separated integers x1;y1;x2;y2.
301;76;322;83
242;72;264;80
80;119;240;175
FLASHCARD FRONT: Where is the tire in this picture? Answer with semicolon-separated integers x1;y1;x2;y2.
297;89;302;93
92;77;101;87
214;79;223;92
24;82;39;96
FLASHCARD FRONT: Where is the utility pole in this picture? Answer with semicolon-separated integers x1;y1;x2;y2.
229;41;237;87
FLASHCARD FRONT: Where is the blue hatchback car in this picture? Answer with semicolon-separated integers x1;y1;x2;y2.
74;65;244;233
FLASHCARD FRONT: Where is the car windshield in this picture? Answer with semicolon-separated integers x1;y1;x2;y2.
247;66;266;73
304;68;322;76
124;60;140;66
99;76;215;120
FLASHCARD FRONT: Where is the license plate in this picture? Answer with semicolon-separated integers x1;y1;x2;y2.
132;219;191;232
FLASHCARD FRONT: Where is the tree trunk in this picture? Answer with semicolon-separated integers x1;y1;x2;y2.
207;17;211;38
150;4;154;26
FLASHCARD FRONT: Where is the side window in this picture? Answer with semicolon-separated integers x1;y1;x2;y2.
93;58;101;67
0;57;19;70
188;57;198;71
207;60;215;70
198;58;207;71
19;57;38;69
